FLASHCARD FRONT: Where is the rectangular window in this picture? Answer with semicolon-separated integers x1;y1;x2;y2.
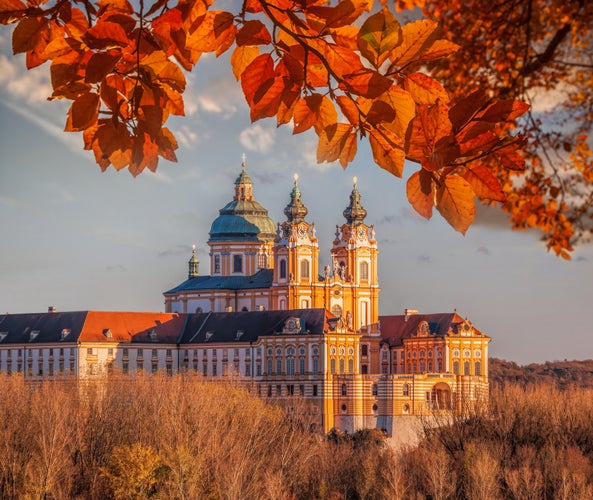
87;348;93;355
214;255;221;273
276;384;282;396
299;384;305;396
245;364;251;377
233;254;243;273
152;363;158;373
276;359;282;374
137;349;143;356
108;348;113;356
256;363;262;376
166;349;172;357
313;384;318;397
287;384;294;395
152;349;158;357
212;364;217;376
123;348;128;356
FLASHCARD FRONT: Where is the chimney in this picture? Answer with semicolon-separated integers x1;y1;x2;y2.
404;308;418;321
48;306;56;313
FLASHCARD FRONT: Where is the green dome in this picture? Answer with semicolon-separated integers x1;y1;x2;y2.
208;165;276;242
209;200;276;242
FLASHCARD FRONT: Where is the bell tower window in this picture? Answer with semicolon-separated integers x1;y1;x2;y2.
300;259;310;279
360;261;369;281
280;259;287;279
233;255;243;273
214;255;221;274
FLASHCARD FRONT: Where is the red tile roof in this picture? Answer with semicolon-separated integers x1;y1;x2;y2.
80;311;184;343
378;312;486;346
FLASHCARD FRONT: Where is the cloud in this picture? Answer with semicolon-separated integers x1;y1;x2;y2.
158;245;193;258
0;195;22;208
418;254;431;263
0;54;52;104
239;124;276;153
476;246;490;255
175;125;200;148
472;203;511;230
47;181;75;203
106;265;126;272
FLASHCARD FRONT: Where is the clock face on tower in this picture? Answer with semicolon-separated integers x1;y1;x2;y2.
357;226;366;239
282;225;291;238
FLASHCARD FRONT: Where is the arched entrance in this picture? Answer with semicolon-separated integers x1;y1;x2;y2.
430;382;453;410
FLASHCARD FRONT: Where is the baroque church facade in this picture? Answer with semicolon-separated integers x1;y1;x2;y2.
0;162;490;438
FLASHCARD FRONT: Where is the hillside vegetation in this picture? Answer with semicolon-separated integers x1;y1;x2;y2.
1;373;593;499
489;357;593;388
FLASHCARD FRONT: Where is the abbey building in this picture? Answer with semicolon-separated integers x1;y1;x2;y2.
0;162;490;438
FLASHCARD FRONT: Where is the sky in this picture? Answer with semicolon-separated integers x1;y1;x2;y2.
1;31;592;365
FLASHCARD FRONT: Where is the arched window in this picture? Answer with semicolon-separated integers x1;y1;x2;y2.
360;261;369;281
267;359;272;374
339;359;345;374
299;358;305;374
279;259;287;279
330;359;336;374
258;253;267;269
214;255;221;273
453;361;460;375
301;299;309;308
348;358;354;373
276;359;282;374
464;361;470;375
403;383;409;396
313;358;319;374
300;259;310;279
341;384;347;396
233;254;243;273
475;361;481;376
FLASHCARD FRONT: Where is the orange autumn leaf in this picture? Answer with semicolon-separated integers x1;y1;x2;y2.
316;123;355;165
236;20;271;46
369;128;406;177
404;72;449;105
407;169;434;218
463;164;506;202
357;8;402;68
436;175;475;234
388;19;440;69
231;45;259;80
293;94;337;135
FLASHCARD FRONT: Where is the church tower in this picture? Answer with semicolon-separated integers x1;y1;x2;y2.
272;174;320;310
328;177;380;331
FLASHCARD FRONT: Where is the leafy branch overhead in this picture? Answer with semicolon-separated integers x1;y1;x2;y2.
1;0;529;236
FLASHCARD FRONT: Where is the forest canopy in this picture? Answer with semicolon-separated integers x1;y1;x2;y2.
1;0;591;256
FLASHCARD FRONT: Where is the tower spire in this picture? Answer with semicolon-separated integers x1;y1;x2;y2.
284;173;308;223
188;244;199;278
234;154;254;201
343;176;367;225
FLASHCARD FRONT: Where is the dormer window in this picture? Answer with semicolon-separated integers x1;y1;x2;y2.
103;328;113;339
205;331;214;341
235;330;245;341
61;329;70;340
29;330;39;342
0;332;7;342
149;329;157;341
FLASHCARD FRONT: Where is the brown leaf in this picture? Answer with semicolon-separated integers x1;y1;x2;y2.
66;92;100;132
12;16;47;54
436;175;475;234
85;52;121;83
236;20;271;46
83;20;130;49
